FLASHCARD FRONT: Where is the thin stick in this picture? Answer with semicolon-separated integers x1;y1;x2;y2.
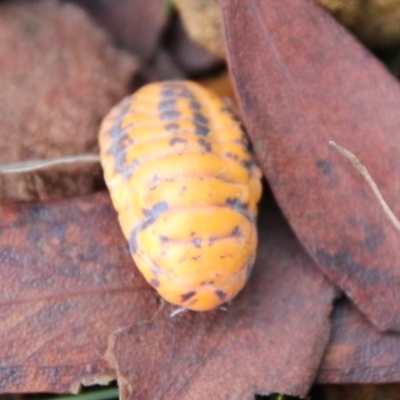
0;154;100;174
329;140;400;232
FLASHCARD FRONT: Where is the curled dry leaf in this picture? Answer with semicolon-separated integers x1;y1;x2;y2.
0;189;335;397
221;0;400;332
0;0;138;202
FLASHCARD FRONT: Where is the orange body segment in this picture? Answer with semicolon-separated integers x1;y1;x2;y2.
98;81;262;311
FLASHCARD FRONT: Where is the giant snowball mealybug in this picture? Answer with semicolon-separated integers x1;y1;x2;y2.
98;81;262;311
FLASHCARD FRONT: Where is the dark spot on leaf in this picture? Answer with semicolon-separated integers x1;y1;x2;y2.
363;225;386;254
316;159;332;175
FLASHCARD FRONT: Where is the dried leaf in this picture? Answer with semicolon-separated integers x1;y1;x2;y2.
0;189;335;398
221;0;400;331
0;1;138;202
105;187;336;399
317;299;400;384
0;192;158;393
72;0;168;61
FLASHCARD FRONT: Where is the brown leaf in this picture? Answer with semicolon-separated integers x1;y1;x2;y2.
221;0;400;331
105;187;336;400
0;188;335;398
0;1;138;202
317;299;400;384
72;0;168;61
0;192;158;393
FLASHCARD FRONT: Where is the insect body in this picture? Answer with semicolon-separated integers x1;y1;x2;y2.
98;81;262;311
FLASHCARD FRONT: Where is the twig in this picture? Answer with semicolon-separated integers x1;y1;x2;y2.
329;140;400;232
0;154;100;174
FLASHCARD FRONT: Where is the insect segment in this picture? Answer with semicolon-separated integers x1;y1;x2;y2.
98;81;262;311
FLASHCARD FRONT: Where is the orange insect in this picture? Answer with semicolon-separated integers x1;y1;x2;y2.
98;81;262;311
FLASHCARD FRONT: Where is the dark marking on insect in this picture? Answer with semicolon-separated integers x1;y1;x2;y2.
151;267;161;276
130;201;169;253
215;290;227;300
208;236;218;245
142;201;169;218
190;231;196;237
181;291;196;301
180;186;187;195
225;198;253;222
165;122;180;131
150;279;160;288
160;110;181;121
192;255;201;261
226;198;250;219
225;151;238;160
193;112;209;126
158;99;177;112
231;226;240;236
106;98;133;174
197;138;212;152
161;86;195;100
240;159;253;171
189;100;202;111
169;137;188;146
160;235;170;243
195;125;210;137
123;158;140;178
193;238;202;248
